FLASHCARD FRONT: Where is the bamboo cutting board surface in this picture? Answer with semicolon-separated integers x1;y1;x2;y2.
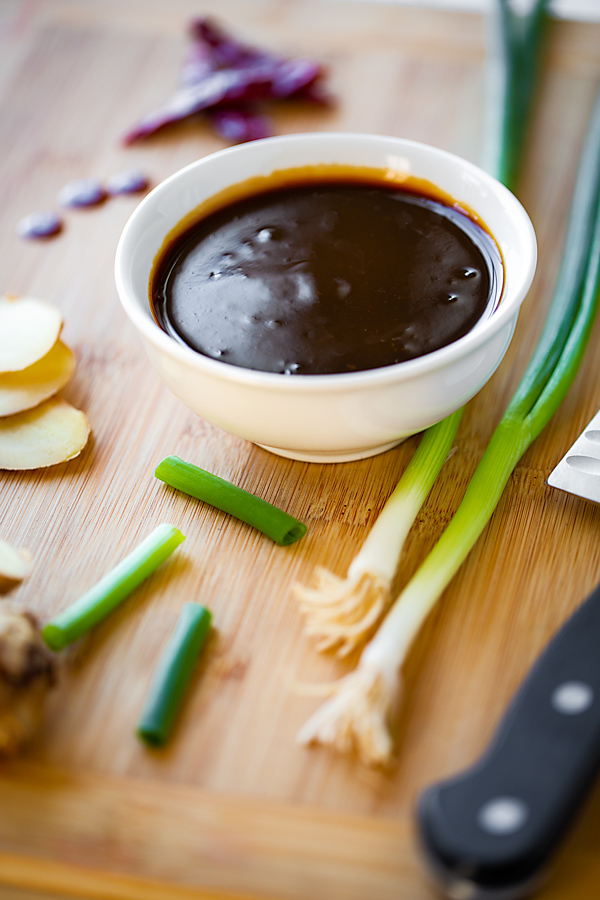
1;1;600;898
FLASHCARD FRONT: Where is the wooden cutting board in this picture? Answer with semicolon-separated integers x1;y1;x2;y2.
1;2;600;898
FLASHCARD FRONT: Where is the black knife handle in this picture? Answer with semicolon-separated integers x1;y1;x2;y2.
417;580;600;900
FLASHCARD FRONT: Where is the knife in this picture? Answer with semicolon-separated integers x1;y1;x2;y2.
547;408;600;503
416;578;600;900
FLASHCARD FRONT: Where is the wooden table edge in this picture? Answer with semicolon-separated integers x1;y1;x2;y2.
0;761;416;900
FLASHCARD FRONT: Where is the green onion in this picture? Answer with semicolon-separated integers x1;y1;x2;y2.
297;14;600;765
137;602;212;747
42;524;185;651
293;411;462;656
292;1;550;660
155;455;306;546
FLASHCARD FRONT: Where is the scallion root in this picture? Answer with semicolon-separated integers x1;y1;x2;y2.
294;569;391;656
296;660;401;767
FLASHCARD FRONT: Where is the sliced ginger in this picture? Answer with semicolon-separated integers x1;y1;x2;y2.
0;397;90;470
0;340;75;417
0;295;62;372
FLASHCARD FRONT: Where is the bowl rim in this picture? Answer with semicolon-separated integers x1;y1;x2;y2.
115;131;537;393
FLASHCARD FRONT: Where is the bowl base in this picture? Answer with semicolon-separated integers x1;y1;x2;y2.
256;437;406;463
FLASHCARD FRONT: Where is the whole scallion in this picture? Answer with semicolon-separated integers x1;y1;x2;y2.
137;602;212;747
293;0;550;658
155;455;307;546
297;8;600;766
42;524;185;651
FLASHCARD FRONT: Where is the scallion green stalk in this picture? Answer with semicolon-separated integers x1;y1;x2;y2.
155;456;306;546
42;524;185;651
137;602;212;747
482;0;549;191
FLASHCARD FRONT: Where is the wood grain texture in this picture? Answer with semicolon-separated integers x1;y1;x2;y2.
0;1;600;898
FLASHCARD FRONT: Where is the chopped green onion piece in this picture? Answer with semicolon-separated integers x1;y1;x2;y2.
137;602;212;747
155;455;307;546
42;524;185;651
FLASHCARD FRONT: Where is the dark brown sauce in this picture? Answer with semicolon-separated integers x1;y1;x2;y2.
151;172;503;375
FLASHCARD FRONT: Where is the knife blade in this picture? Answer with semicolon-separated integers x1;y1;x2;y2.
547;408;600;503
416;579;600;900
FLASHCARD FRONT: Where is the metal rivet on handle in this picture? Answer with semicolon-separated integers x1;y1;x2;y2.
552;681;594;715
477;797;529;835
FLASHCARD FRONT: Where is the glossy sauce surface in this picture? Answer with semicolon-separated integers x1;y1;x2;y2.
151;179;503;375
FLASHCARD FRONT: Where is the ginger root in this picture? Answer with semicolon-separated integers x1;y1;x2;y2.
0;606;56;756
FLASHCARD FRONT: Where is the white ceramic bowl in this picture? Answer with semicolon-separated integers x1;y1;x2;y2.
115;133;536;463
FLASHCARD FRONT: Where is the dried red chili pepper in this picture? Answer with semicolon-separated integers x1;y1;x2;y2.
122;17;332;146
